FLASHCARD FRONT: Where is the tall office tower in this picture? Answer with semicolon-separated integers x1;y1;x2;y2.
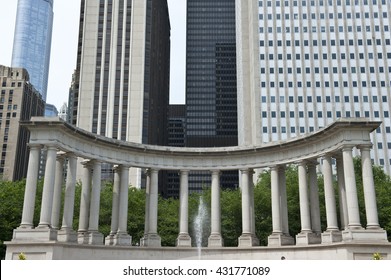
237;0;391;175
71;0;170;186
186;0;238;191
0;65;45;181
11;0;54;101
165;105;187;197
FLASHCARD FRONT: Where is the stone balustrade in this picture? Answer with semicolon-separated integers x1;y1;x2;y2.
10;117;388;248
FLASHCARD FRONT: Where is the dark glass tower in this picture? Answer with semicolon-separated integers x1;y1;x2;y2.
186;0;238;191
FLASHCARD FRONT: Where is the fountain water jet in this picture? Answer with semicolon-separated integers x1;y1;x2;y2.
193;195;207;259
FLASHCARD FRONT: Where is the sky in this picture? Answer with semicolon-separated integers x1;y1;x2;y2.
0;0;186;110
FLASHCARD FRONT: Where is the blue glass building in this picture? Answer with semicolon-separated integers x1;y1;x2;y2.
11;0;54;101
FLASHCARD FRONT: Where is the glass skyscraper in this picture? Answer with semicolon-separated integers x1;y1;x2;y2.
186;0;238;191
237;0;391;175
11;0;54;101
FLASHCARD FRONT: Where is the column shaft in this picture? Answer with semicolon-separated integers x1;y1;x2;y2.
342;147;362;228
109;166;120;234
323;156;339;230
144;170;151;236
78;161;92;233
20;145;41;228
148;169;159;234
271;166;282;234
279;167;290;236
360;146;380;229
241;170;251;234
51;154;65;229
179;170;189;235
117;166;129;233
336;155;348;229
210;170;221;235
38;146;58;228
61;154;77;230
308;163;321;233
298;162;312;232
88;161;102;232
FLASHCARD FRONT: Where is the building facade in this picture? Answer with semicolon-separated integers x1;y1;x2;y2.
11;0;54;101
0;65;45;181
186;0;238;191
237;0;391;175
71;0;171;186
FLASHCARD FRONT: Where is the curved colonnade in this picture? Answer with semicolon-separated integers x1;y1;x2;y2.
10;117;388;250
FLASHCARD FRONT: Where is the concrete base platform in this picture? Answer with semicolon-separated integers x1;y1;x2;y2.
4;241;391;260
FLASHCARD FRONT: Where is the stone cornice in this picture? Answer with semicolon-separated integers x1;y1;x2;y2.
21;117;381;171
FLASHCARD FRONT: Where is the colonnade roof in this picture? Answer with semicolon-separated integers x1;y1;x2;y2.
23;117;380;171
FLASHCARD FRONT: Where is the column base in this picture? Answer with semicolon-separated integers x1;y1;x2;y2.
57;228;77;243
105;233;132;246
12;227;57;242
208;233;224;247
77;232;90;244
342;228;388;243
238;233;259;247
296;231;321;245
321;230;342;244
268;233;295;246
176;233;192;247
141;233;161;247
87;231;104;245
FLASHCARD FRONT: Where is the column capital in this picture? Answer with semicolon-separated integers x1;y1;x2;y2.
27;143;42;150
179;169;190;174
341;144;356;152
44;144;58;151
81;159;93;168
66;152;78;160
357;144;373;151
56;151;67;160
211;169;221;176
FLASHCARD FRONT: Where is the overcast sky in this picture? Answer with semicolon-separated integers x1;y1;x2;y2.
0;0;186;109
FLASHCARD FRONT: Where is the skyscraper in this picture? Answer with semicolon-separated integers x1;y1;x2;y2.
71;0;170;186
11;0;54;101
237;0;391;175
186;0;238;190
0;65;45;181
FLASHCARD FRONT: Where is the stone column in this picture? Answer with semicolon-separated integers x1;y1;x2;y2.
38;146;58;229
140;169;151;246
177;170;191;247
308;162;321;234
359;145;380;229
51;152;65;230
321;155;342;243
279;166;294;245
336;155;349;230
114;165;132;245
78;160;92;244
238;169;259;247
88;161;104;244
19;144;41;229
143;169;161;247
279;166;289;236
58;154;78;242
105;165;120;245
269;166;294;246
208;170;223;247
342;146;362;229
298;161;312;232
270;166;282;234
296;161;320;244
